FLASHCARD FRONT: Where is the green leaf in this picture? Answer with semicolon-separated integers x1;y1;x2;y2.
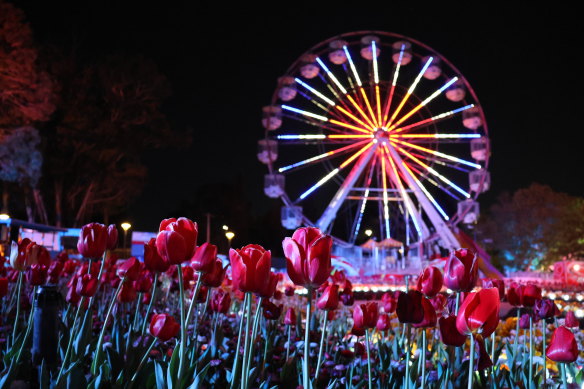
155;361;167;389
187;362;211;389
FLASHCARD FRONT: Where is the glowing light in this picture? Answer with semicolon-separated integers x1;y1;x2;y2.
329;119;372;134
372;41;379;84
340;143;373;168
222;225;229;230
576;309;584;318
395;104;475;133
225;231;235;240
364;229;373;237
576;294;583;301
336;101;375;131
386;57;433;127
380;150;391;239
574;264;581;271
282;105;328;121
277;134;326;140
121;222;132;231
391;133;481;139
343;45;362;86
0;213;9;221
547;293;556;299
328;134;373;139
316;57;347;94
388;77;458;131
562;294;570;301
278;141;369;173
375;86;382;126
360;88;379;127
402;162;450;220
392;138;482;169
294;78;336;106
382;44;405;124
352;160;376;241
394;145;471;198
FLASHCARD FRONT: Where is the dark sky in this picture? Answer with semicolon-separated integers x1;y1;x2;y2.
13;2;584;233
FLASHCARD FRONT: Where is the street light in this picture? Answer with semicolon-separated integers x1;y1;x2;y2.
222;225;229;231
121;222;132;253
225;231;235;248
0;213;10;221
364;229;373;237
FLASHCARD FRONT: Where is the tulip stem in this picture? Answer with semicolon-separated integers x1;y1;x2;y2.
230;293;248;389
14;286;37;365
490;331;496;387
245;296;263;384
11;272;24;345
185;272;203;330
315;312;328;381
55;297;85;386
129;337;157;385
560;362;568;389
513;308;520;359
405;323;410;389
141;273;158;335
468;335;475;389
542;320;546;388
91;278;125;375
529;315;533;389
365;329;373;389
176;268;187;384
241;293;253;389
421;329;426;389
303;287;313;389
286;325;291;360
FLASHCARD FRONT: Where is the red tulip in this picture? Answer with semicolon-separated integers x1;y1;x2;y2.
150;313;180;341
340;290;354;306
182;266;195;288
25;243;51;267
565;311;579;328
229;244;272;294
443;249;478;292
255;271;279;299
438;315;467;347
76;274;99;297
430;294;448;315
262;299;283;320
144;238;169;273
519;313;531;329
381;291;398;313
316;284;339;311
284;307;297;326
210;289;231;314
133;270;154;293
9;238;32;271
66;284;81;305
534;298;558;321
201;259;226;288
456;287;500;337
546;326;579;363
106;224;118;250
417;266;443;297
482;279;505;299
331;269;346;284
0;278;8;298
284;286;295;297
117;282;137;303
156;217;198;265
47;261;64;283
506;283;523;306
77;223;108;259
351;326;365;337
116;257;142;281
282;227;332;288
62;259;78;275
396;290;424;324
521;284;541;308
191;242;218;274
376;314;391;331
353;302;379;329
26;264;47;286
196;285;208;303
413;297;437;328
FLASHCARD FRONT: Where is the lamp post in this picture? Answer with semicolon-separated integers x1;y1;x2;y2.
121;222;131;255
225;231;234;249
364;229;373;237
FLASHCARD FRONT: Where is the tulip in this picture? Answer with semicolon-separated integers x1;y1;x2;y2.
475;337;493;370
201;259;226;288
117;282;137;303
47;260;64;283
376;314;391;332
116;257;142;281
534;298;557;321
182;266;195;289
564;311;579;328
9;238;32;271
438;315;466;347
519;313;531;330
191;242;218;274
133;271;154;293
229;244;272;294
340;290;355;306
430;294;447;315
156;217;198;265
381;291;398;313
62;259;78;275
546;326;578;363
150;313;181;341
443;248;478;292
413;297;437;328
25;243;51;267
77;223;108;259
353;302;379;329
210;289;231;314
482;279;505;299
255;272;279;299
317;284;339;311
331;269;346;284
417;266;443;297
66;284;81;305
76;274;99;297
456;287;500;337
106;224;118;250
144;238;169;273
262;299;283;320
282;227;332;288
506;282;523;307
521;284;541;307
284;307;297;325
351;325;365;337
26;264;47;286
0;278;8;298
396;290;424;324
284;286;295;297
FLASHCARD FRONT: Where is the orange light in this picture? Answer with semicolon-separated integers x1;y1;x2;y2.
360;88;378;127
335;105;374;132
329;119;371;134
340;143;373;168
347;95;376;129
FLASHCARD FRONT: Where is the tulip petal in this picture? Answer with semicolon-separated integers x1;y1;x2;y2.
283;238;306;285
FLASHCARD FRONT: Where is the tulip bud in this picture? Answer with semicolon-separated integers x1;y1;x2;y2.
26;243;51;267
521;284;541;308
396;290;424;324
106;224;118;250
210;289;231;314
284;286;295;297
353;302;378;329
284;307;297;326
413;297;437;328
381;291;398;313
546;326;579;363
26;264;48;286
456;287;500;337
438;315;466;347
534;298;557;321
77;223;108;259
133;270;154;293
376;314;391;332
417;266;443;297
117;282;137;303
564;311;579;328
76;274;99;297
519;313;531;330
191;242;218;274
282;227;332;288
150;313;180;341
156;218;198;265
443;249;478;292
201;259;226;288
229;244;272;294
316;284;339;311
10;238;32;271
116;257;142;281
262;299;283;320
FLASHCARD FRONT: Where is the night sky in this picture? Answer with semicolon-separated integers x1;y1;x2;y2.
12;3;584;234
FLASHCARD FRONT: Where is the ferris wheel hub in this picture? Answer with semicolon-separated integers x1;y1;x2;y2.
373;128;390;144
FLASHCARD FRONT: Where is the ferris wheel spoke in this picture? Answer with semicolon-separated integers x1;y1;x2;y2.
388;77;459;131
282;104;328;122
385;57;434;128
371;41;383;126
380;147;392;239
297;142;374;202
294;78;336;106
394;144;471;199
391;133;481;139
349;156;377;244
277;140;370;173
407;163;463;201
316;57;348;94
391;138;481;169
393;104;475;134
335;103;375;132
315;144;377;232
382;43;406;125
342;45;379;128
404;150;473;173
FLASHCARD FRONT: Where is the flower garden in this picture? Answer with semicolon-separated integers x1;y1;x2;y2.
0;218;582;388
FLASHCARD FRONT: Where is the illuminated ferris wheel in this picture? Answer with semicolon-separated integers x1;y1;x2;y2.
258;31;490;252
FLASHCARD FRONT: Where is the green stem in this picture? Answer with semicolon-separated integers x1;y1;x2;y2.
130;338;157;385
185;272;203;329
315;312;328;381
365;329;373;389
542;320;546;388
421;329;426;389
245;296;263;382
286;325;291;360
303;287;313;389
55;297;85;386
560;362;567;389
141;273;158;335
513;308;520;358
91;278;125;375
468;335;475;389
11;272;24;345
529;315;533;389
455;292;460;315
490;331;496;388
14;286;37;364
405;323;410;389
230;294;248;389
176;268;187;384
241;293;253;389
132;293;143;331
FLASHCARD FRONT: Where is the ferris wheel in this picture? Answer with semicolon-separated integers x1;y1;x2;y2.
258;31;490;251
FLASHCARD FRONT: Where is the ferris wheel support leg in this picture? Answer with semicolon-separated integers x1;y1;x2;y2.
316;146;377;233
385;144;460;250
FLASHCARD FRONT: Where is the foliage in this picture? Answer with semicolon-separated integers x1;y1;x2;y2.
0;126;42;186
